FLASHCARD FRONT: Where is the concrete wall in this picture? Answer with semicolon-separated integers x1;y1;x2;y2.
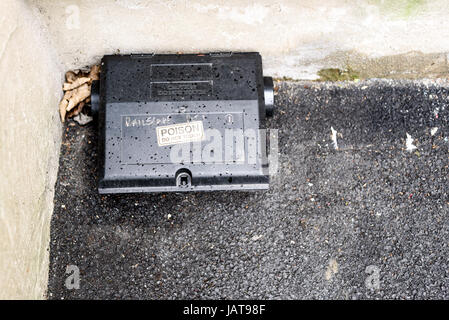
27;0;449;80
0;0;62;299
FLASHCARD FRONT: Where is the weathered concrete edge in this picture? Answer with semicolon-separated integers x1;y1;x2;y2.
267;50;449;81
0;0;63;300
31;5;64;300
58;49;449;82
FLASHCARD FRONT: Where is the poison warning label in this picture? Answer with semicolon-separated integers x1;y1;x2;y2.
156;121;205;146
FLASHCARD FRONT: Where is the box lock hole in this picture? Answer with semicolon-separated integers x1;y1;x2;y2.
176;169;192;188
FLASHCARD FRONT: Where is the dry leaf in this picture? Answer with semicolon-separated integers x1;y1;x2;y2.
66;83;91;112
59;90;74;122
65;71;77;83
59;65;100;123
67;101;85;118
89;65;100;81
59;100;68;122
63;77;91;91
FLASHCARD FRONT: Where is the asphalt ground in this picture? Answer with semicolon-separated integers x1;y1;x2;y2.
48;79;449;299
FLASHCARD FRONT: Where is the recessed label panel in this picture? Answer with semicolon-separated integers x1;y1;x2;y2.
156;120;205;146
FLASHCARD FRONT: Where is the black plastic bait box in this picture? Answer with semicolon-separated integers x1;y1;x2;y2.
91;52;274;194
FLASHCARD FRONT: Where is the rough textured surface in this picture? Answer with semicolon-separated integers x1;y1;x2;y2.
48;80;449;299
27;0;449;80
0;0;62;299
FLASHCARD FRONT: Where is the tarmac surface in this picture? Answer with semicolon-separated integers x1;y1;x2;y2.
48;79;449;299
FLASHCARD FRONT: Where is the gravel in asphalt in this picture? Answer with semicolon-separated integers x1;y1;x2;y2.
48;79;449;299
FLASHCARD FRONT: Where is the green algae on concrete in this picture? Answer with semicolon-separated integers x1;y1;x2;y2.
369;0;426;18
317;67;360;81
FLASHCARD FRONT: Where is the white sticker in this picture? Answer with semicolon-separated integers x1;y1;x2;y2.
156;120;205;146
